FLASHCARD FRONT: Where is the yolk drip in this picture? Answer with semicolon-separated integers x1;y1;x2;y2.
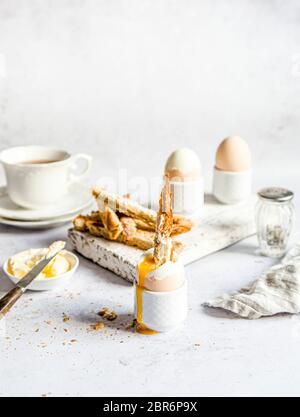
136;254;157;335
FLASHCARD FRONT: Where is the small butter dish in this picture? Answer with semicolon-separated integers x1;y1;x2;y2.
3;250;79;291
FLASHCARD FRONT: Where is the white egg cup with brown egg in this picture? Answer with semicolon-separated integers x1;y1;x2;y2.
134;249;187;334
165;148;204;220
212;136;252;205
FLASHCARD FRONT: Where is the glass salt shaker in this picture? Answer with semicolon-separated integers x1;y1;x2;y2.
256;187;295;258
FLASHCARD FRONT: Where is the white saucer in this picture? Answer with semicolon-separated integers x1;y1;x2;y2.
0;211;86;229
0;183;93;221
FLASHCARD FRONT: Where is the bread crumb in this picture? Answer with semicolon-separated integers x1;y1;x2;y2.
126;319;136;329
91;322;105;331
63;313;70;323
98;307;118;321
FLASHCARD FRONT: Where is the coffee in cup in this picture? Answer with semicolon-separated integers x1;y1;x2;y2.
0;146;92;209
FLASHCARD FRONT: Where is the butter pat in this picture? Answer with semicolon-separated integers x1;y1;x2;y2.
8;247;70;280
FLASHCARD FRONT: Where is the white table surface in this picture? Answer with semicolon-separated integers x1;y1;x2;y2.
0;180;299;398
1;0;300;398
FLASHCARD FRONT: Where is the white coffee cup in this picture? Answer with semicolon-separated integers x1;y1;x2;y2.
0;146;92;209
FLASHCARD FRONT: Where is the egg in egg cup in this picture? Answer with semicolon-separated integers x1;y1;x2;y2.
164;148;204;220
135;250;187;334
134;179;187;334
213;136;252;205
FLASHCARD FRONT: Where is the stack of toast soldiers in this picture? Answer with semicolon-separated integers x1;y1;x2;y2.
73;178;193;256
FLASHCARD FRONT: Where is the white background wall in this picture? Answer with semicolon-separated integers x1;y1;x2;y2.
1;2;300;397
0;0;299;187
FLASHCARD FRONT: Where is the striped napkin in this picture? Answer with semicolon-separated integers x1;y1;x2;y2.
203;243;300;319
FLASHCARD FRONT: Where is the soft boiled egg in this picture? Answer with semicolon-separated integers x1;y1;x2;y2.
136;252;186;335
165;148;202;181
215;136;251;172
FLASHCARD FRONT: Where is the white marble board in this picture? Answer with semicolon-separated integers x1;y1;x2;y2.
68;194;257;283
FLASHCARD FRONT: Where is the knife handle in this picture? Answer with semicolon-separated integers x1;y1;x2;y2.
0;287;24;320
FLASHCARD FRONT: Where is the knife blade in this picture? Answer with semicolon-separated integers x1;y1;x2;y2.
0;249;62;319
17;251;61;289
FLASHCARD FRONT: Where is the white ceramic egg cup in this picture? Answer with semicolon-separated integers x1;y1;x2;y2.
170;178;204;220
212;167;252;205
135;250;188;333
134;281;187;333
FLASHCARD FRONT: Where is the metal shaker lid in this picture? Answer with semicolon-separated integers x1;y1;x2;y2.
258;187;294;203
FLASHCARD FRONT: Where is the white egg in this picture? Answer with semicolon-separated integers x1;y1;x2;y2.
164;148;201;181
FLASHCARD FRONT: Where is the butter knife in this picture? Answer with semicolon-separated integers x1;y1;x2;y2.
0;250;62;320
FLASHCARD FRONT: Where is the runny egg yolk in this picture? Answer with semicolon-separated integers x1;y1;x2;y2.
136;254;157;335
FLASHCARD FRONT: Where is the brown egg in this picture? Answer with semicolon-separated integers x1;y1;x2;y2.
215;136;251;172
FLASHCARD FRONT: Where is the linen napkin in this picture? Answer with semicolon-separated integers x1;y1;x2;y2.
203;243;300;319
